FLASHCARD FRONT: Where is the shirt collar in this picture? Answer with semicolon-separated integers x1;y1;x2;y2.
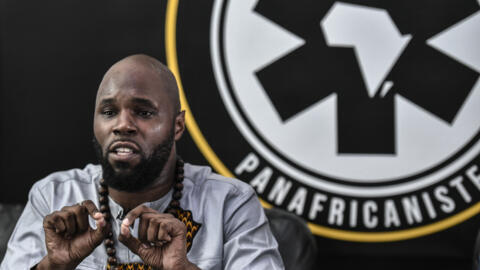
108;188;174;221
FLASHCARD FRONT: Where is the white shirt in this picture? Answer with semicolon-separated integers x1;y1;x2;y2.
0;163;284;270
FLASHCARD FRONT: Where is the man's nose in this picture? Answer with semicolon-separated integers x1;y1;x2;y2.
113;111;137;136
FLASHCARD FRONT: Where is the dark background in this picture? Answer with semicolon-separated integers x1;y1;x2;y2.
1;1;479;269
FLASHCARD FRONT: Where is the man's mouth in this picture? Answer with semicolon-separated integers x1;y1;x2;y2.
108;141;141;163
114;147;134;156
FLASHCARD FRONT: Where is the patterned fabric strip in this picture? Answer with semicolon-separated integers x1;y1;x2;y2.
174;208;202;252
107;263;153;270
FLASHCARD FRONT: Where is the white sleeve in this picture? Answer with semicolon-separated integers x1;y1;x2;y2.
0;183;49;270
222;188;285;270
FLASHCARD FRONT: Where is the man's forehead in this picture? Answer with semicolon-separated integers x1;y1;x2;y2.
96;85;167;107
95;55;180;112
98;93;159;106
96;67;168;104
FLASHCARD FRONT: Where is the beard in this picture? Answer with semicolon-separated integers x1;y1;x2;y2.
92;133;174;192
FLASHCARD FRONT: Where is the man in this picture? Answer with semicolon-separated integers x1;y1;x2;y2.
0;54;284;269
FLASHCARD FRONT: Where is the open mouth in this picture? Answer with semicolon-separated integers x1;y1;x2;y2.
108;141;141;162
114;147;135;156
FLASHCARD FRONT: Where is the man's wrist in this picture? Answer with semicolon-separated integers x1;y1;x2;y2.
184;260;201;270
35;256;78;270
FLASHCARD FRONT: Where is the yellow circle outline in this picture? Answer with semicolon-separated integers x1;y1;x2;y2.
165;0;480;242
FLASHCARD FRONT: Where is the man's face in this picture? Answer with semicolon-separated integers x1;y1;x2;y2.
93;66;180;191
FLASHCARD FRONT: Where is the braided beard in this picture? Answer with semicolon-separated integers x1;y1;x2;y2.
92;132;174;192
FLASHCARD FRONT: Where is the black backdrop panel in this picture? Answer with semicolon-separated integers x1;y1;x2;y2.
0;0;207;203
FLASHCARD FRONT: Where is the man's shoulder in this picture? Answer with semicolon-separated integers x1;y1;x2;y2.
184;163;254;197
32;164;101;191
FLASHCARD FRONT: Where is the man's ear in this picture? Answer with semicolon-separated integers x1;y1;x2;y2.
174;110;186;141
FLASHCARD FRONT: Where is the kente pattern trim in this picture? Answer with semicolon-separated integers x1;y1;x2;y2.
172;208;202;252
107;263;153;270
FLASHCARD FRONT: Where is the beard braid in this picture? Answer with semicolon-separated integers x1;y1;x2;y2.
92;131;174;192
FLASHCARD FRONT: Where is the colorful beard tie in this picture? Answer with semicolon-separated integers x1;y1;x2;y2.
98;157;201;270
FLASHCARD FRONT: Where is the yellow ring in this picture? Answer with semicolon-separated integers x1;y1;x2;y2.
165;0;480;242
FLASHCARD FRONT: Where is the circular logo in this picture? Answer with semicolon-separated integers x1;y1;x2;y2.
166;0;480;241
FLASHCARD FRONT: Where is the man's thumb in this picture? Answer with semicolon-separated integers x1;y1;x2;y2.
90;217;108;246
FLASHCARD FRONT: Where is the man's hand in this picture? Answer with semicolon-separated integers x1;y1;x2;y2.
118;205;199;270
37;200;108;270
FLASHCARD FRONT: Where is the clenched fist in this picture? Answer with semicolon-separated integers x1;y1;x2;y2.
36;200;109;270
118;205;199;270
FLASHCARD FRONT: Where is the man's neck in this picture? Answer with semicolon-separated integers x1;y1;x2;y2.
107;156;177;211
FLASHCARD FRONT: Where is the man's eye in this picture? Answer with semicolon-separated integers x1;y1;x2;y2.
138;110;154;117
101;110;116;116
